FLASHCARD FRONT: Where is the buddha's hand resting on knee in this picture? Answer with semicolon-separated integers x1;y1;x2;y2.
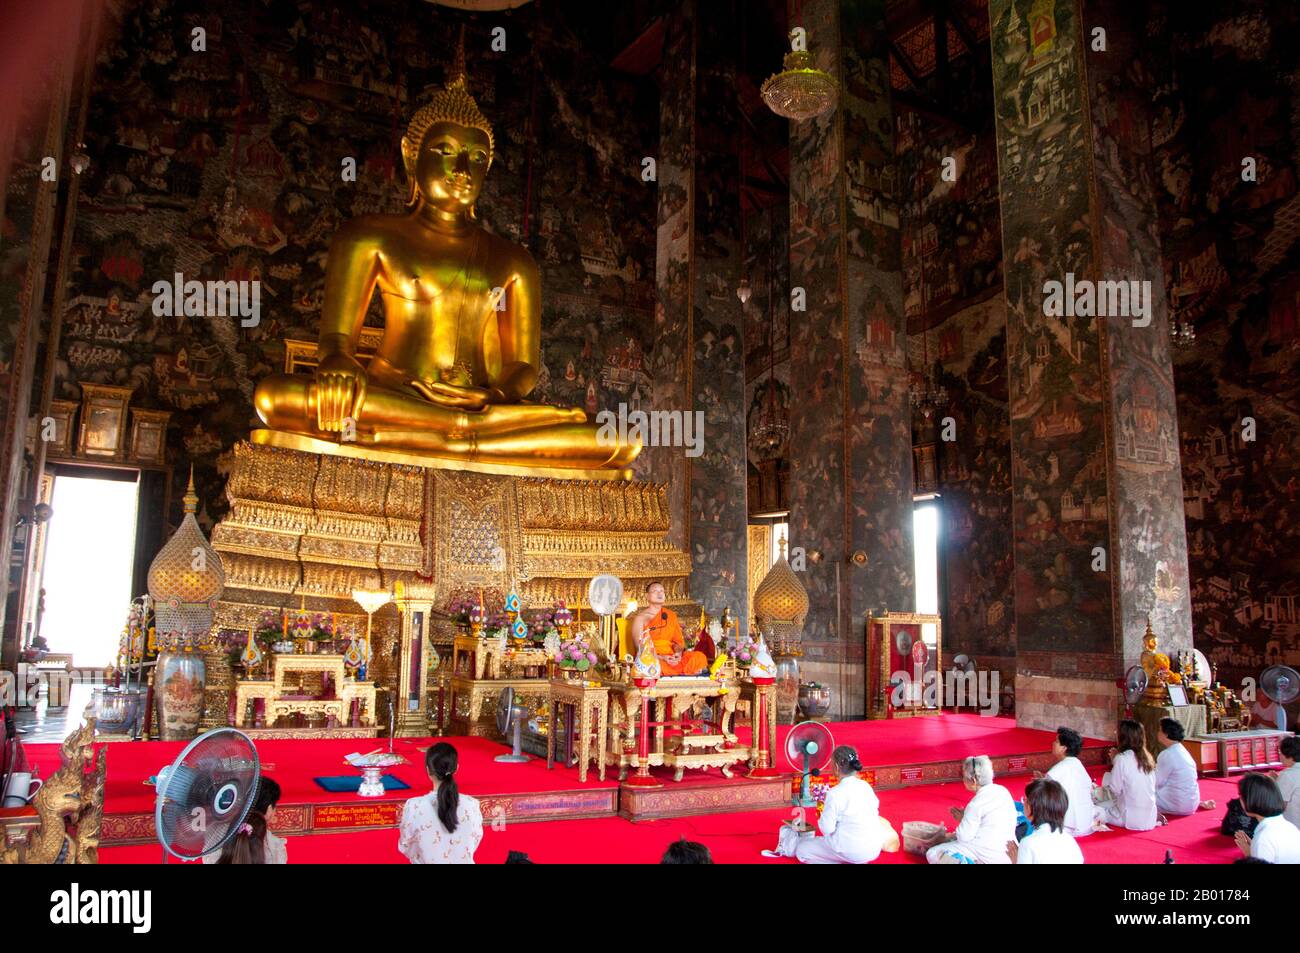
408;378;501;411
315;352;368;432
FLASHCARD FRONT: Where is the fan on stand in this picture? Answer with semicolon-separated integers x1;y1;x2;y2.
1120;665;1148;719
494;686;530;764
155;727;260;862
1258;665;1300;731
950;655;977;710
785;721;835;808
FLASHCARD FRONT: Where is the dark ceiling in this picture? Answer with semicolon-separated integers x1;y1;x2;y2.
567;0;991;212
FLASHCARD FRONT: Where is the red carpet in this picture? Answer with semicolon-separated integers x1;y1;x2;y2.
100;770;1244;865
747;715;1108;771
26;734;618;818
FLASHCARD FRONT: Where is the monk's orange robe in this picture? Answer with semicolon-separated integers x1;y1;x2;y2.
645;607;708;676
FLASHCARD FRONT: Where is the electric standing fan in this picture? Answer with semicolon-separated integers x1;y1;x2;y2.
155;727;260;862
494;687;530;763
785;721;835;807
1121;665;1148;718
1259;665;1300;731
950;655;977;710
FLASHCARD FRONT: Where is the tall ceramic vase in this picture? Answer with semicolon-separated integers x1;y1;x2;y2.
775;655;800;724
155;644;206;740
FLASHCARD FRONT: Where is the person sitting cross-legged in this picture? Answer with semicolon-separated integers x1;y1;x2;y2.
926;755;1018;865
1154;718;1215;820
628;581;708;676
1007;778;1084;865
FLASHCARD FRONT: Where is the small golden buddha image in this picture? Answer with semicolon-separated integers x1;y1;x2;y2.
254;46;638;471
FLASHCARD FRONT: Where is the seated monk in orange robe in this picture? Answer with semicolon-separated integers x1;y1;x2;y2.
630;582;708;676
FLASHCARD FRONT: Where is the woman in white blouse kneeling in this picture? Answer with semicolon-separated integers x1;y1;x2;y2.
398;742;484;864
927;755;1018;864
792;745;887;864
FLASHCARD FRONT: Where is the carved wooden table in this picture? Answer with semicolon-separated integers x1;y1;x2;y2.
452;636;549;680
546;678;609;783
607;677;749;782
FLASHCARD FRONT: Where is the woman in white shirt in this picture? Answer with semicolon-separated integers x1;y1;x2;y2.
1096;720;1157;831
398;742;483;864
926;755;1017;864
1234;772;1300;864
792;745;885;864
1038;726;1096;837
1008;778;1083;864
1154;718;1214;817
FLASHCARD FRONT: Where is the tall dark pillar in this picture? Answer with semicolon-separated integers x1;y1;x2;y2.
653;0;750;627
786;0;914;718
989;0;1193;736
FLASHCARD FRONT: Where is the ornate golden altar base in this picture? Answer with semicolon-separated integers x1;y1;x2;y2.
209;436;693;735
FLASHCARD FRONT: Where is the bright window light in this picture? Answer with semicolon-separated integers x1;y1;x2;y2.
914;504;940;616
40;475;139;667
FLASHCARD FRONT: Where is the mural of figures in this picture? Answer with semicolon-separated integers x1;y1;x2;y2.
1148;1;1300;692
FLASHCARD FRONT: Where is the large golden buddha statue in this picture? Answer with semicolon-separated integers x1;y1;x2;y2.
254;57;638;471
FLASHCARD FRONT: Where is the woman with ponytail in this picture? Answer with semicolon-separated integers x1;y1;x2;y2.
210;776;285;865
398;742;483;864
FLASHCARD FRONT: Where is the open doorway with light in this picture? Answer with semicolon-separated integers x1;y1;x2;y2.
37;470;140;668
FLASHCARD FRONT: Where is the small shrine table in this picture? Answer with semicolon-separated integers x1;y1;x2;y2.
452;635;548;680
607;676;749;783
1134;702;1206;758
546;677;609;783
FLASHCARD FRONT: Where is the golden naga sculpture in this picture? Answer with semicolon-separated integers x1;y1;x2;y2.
1;709;105;864
255;52;639;471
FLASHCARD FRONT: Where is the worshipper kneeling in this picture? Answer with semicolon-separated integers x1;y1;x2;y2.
1008;778;1083;865
1034;726;1096;838
209;777;286;865
1095;720;1157;832
1154;718;1215;820
926;755;1017;864
770;745;890;864
399;742;483;864
1234;772;1300;864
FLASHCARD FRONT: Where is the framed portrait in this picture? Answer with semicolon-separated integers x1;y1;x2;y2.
1166;684;1189;707
76;383;133;459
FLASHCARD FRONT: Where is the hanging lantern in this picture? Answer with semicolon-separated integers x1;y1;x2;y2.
147;468;224;642
762;33;837;121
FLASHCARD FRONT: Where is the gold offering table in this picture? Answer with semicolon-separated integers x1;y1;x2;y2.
608;675;751;783
233;654;378;738
547;677;610;783
453;635;549;681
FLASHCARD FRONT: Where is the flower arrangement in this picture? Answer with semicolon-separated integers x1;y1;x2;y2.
254;610;284;647
482;609;510;639
554;632;599;672
525;605;562;644
445;597;478;625
724;632;758;666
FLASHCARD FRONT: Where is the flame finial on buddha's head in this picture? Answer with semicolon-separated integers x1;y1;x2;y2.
401;25;495;179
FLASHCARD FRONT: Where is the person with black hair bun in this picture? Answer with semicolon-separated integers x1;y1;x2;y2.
660;838;713;864
1096;720;1157;831
764;745;888;864
1234;772;1300;863
1032;726;1095;838
398;742;483;864
1154;718;1215;818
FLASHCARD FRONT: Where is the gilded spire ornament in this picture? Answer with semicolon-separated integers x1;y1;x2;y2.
752;535;809;653
147;467;225;643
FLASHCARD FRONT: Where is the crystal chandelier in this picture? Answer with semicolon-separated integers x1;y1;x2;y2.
1170;317;1196;349
762;32;837;121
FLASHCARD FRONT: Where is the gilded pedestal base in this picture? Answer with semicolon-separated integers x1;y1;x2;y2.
209;439;694;735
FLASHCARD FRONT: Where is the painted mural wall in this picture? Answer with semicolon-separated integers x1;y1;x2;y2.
1148;1;1300;694
54;0;660;528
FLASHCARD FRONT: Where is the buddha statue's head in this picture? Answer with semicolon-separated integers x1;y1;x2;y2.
401;66;495;218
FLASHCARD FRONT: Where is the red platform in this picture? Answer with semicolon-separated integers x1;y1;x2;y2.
25;714;1107;848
